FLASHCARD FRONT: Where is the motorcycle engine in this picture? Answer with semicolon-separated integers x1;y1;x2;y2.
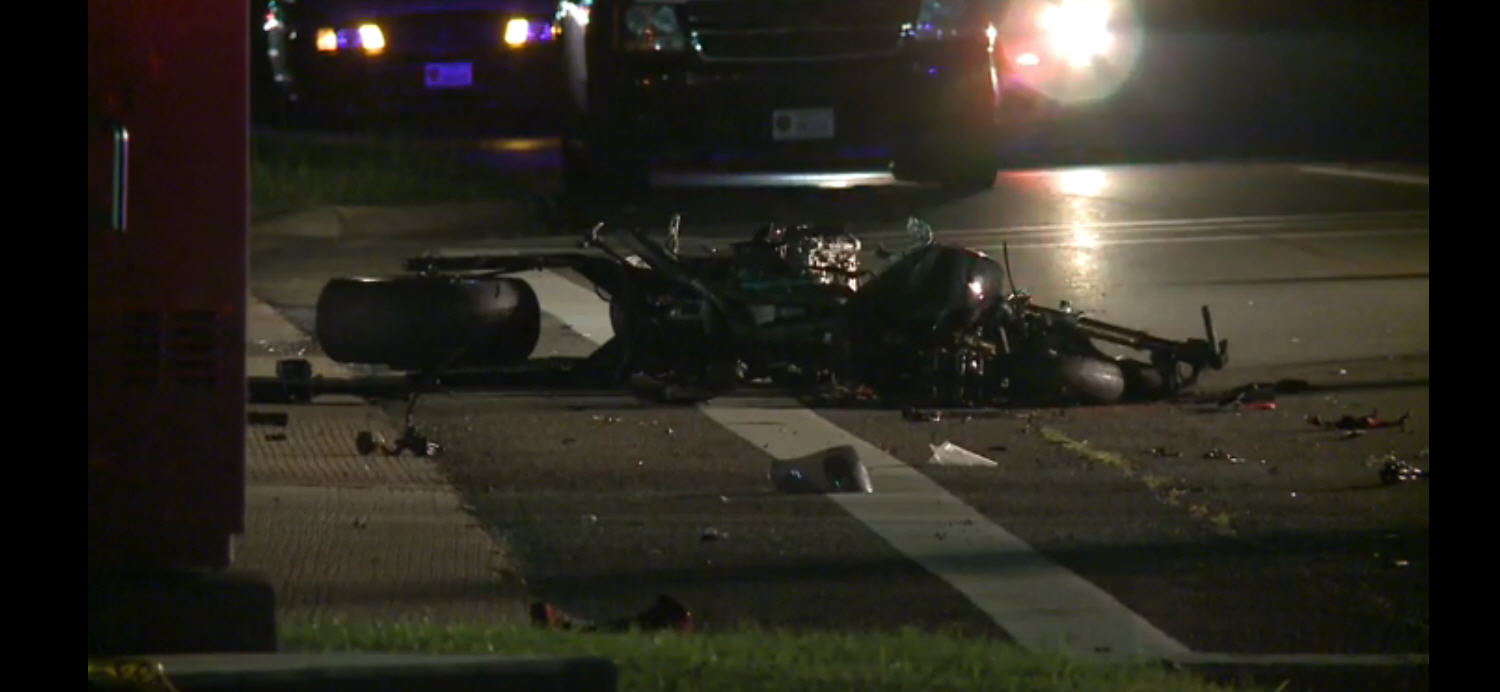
762;224;862;291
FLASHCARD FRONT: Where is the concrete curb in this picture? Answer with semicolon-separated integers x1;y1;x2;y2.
252;200;543;240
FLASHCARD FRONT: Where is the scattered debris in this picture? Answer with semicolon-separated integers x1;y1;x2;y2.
561;437;576;445
1392;559;1411;568
1217;379;1310;407
927;442;999;467
988;445;1009;452
1244;401;1278;411
1308;411;1410;431
1341;430;1367;440
903;407;943;422
582;514;599;524
352;517;368;529
1380;458;1429;485
770;445;874;493
264;433;288;441
700;527;727;542
1150;447;1182;458
247;411;289;427
531;594;692;633
1203;448;1246;464
354;428;440;457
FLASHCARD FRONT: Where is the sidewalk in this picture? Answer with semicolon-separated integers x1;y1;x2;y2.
236;296;526;625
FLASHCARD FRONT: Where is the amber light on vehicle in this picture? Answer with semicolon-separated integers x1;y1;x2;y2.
505;18;530;46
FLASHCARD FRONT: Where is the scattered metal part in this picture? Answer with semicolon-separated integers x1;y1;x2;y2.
1244;401;1278;411
1150;447;1181;458
247;411;289;427
927;442;999;467
531;594;692;633
353;427;439;457
1217;379;1310;408
700;527;726;542
264;433;287;441
1380;459;1429;485
1309;411;1410;431
1341;430;1367;440
770;445;873;493
1203;448;1247;464
582;514;599;524
903;407;943;422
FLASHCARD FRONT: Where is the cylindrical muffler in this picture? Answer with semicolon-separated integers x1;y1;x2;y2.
315;276;541;370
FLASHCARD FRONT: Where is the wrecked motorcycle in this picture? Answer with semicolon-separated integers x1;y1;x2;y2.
306;217;1228;407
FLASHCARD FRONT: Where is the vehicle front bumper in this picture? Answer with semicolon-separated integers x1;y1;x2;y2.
291;47;563;119
608;41;1002;163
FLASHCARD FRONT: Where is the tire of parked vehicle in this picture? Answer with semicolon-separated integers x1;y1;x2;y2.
315;276;541;371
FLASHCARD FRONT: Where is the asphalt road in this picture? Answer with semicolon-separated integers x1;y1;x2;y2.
251;161;1428;687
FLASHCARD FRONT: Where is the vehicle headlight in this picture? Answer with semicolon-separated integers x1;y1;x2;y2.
622;3;685;52
906;0;969;41
316;23;385;54
503;17;558;47
1037;0;1112;68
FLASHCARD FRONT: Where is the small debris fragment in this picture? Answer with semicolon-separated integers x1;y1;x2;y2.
1150;446;1182;458
1204;448;1246;464
700;527;726;542
531;594;692;633
1341;430;1367;440
264;432;288;441
582;514;599;524
770;445;874;493
355;431;378;456
1379;459;1428;485
562;437;576;445
903;407;943;422
352;517;368;529
1244;401;1278;411
1308;411;1410;431
1392;559;1410;568
927;441;1000;467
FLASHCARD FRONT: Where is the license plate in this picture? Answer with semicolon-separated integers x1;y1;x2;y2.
771;108;835;141
424;62;473;88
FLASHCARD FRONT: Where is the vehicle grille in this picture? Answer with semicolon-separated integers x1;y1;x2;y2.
684;0;918;61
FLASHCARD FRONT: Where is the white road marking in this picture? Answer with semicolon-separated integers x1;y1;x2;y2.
1298;166;1430;186
702;402;1191;659
522;270;1191;660
509;269;615;347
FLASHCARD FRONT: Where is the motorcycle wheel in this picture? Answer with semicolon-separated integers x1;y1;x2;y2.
1055;356;1127;404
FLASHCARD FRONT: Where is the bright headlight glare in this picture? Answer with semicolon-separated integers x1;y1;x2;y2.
358;23;385;53
505;18;530;45
316;27;338;52
622;4;685;51
1038;0;1112;67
